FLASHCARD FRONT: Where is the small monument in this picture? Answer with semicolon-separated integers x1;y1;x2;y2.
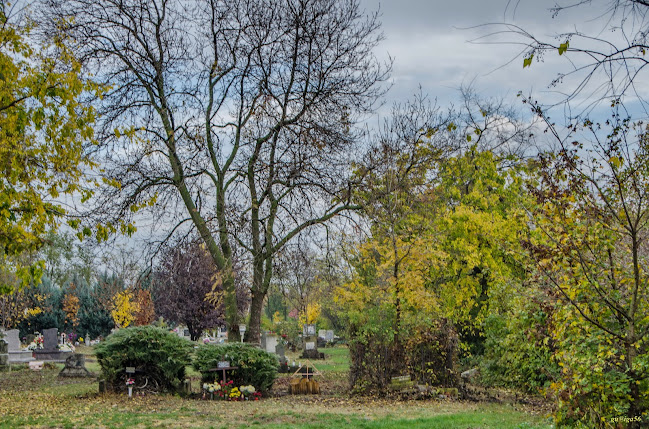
265;333;278;354
1;329;34;363
59;353;93;377
300;324;324;359
34;328;72;361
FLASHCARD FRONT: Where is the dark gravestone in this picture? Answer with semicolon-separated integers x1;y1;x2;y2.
59;353;93;377
43;328;58;350
276;343;286;361
34;328;72;361
300;339;325;359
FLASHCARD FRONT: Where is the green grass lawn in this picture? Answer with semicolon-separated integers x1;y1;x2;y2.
284;344;350;373
0;345;554;429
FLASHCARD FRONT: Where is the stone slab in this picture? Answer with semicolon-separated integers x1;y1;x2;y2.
1;329;21;351
8;350;34;363
29;361;43;371
33;349;72;362
42;328;58;351
265;335;278;354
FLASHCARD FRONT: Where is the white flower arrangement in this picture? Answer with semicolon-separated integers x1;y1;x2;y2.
58;342;76;352
203;382;221;393
240;385;255;396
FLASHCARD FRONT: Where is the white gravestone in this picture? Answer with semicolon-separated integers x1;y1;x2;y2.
265;335;278;354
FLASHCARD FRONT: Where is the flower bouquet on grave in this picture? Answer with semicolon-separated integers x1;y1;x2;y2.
217;380;234;400
126;378;135;397
202;381;220;400
27;334;44;351
240;385;255;400
57;337;76;352
228;387;241;401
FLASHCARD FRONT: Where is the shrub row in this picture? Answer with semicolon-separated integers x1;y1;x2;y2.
95;326;278;393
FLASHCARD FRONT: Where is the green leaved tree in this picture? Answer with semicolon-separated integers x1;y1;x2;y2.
526;111;649;428
0;1;100;294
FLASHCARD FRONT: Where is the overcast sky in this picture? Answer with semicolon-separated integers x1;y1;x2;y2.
360;0;641;117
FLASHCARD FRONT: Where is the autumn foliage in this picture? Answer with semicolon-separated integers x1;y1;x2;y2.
153;242;227;341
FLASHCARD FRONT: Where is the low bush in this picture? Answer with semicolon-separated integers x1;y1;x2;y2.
95;326;193;392
193;343;278;393
348;311;459;394
404;320;458;387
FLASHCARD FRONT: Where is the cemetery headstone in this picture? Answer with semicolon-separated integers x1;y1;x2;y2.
59;353;93;377
34;328;71;361
3;329;20;352
2;329;34;363
276;343;286;361
43;328;58;350
260;331;267;350
303;324;316;337
300;324;324;359
265;334;278;354
325;330;334;343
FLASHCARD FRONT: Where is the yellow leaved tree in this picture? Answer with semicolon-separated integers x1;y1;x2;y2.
111;290;138;329
0;1;102;294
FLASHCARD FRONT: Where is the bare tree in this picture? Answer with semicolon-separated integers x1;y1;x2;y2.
41;0;389;342
481;0;649;118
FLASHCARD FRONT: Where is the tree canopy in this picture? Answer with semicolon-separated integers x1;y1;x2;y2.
0;1;100;293
41;0;389;341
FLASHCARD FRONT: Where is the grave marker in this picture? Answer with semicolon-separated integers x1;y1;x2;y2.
2;329;34;363
59;354;93;377
42;328;58;351
2;329;20;352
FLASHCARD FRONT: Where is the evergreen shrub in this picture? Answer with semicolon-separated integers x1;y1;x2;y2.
193;343;278;393
95;325;192;392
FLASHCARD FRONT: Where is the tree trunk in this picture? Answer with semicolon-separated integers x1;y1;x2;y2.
188;325;200;342
246;290;265;345
222;268;239;343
